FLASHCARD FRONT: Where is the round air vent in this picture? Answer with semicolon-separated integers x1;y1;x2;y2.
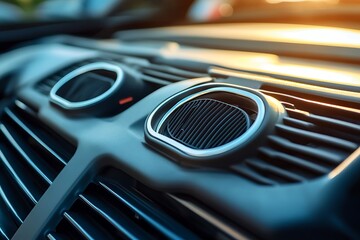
146;83;285;165
50;62;124;109
50;62;147;116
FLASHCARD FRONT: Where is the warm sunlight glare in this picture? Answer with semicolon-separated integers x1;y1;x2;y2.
259;63;360;86
266;0;339;4
277;28;360;47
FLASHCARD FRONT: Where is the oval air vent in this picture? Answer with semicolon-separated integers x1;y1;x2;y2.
50;62;124;110
146;83;284;165
49;62;148;116
160;98;251;149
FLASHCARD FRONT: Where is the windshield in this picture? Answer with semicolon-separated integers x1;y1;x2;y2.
0;0;161;23
1;0;360;29
188;0;360;28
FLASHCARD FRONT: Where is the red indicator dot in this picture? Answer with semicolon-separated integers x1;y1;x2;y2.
119;97;133;105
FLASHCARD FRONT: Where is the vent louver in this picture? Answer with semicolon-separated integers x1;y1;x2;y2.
0;100;76;239
232;89;360;185
47;169;203;240
161;98;250;149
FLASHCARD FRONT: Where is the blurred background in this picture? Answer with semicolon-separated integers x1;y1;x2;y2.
0;0;359;52
1;0;360;28
0;0;166;22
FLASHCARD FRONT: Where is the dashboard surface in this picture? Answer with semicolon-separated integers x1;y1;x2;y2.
0;23;359;240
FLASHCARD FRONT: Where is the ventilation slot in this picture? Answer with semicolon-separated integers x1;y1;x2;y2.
47;170;200;240
139;63;206;85
160;98;250;149
0;100;76;239
232;90;360;185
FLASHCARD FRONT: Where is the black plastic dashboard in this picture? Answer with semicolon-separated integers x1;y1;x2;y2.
0;23;359;240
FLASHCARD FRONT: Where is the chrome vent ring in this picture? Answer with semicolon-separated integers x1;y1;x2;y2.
146;83;271;160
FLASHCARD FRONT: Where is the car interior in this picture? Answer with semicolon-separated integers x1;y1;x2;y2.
0;0;359;239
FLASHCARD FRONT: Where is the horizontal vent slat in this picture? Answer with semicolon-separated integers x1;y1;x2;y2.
258;147;329;175
245;159;307;183
276;124;358;151
260;88;360;119
268;135;343;165
231;165;278;185
286;108;360;136
234;89;359;185
283;116;316;130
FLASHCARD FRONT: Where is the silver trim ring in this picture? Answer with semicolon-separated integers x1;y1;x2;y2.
147;84;266;158
50;62;124;110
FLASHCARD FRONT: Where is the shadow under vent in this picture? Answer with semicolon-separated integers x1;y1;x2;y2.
0;100;76;239
232;89;360;185
160;98;251;149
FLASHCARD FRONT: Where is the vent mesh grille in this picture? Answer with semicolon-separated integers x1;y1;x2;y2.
232;90;360;185
0;100;76;239
161;98;251;149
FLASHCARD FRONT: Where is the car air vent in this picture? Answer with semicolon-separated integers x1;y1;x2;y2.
145;83;286;166
50;62;123;108
0;100;76;239
35;59;97;95
47;168;233;240
231;88;360;185
161;98;251;149
49;61;149;116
